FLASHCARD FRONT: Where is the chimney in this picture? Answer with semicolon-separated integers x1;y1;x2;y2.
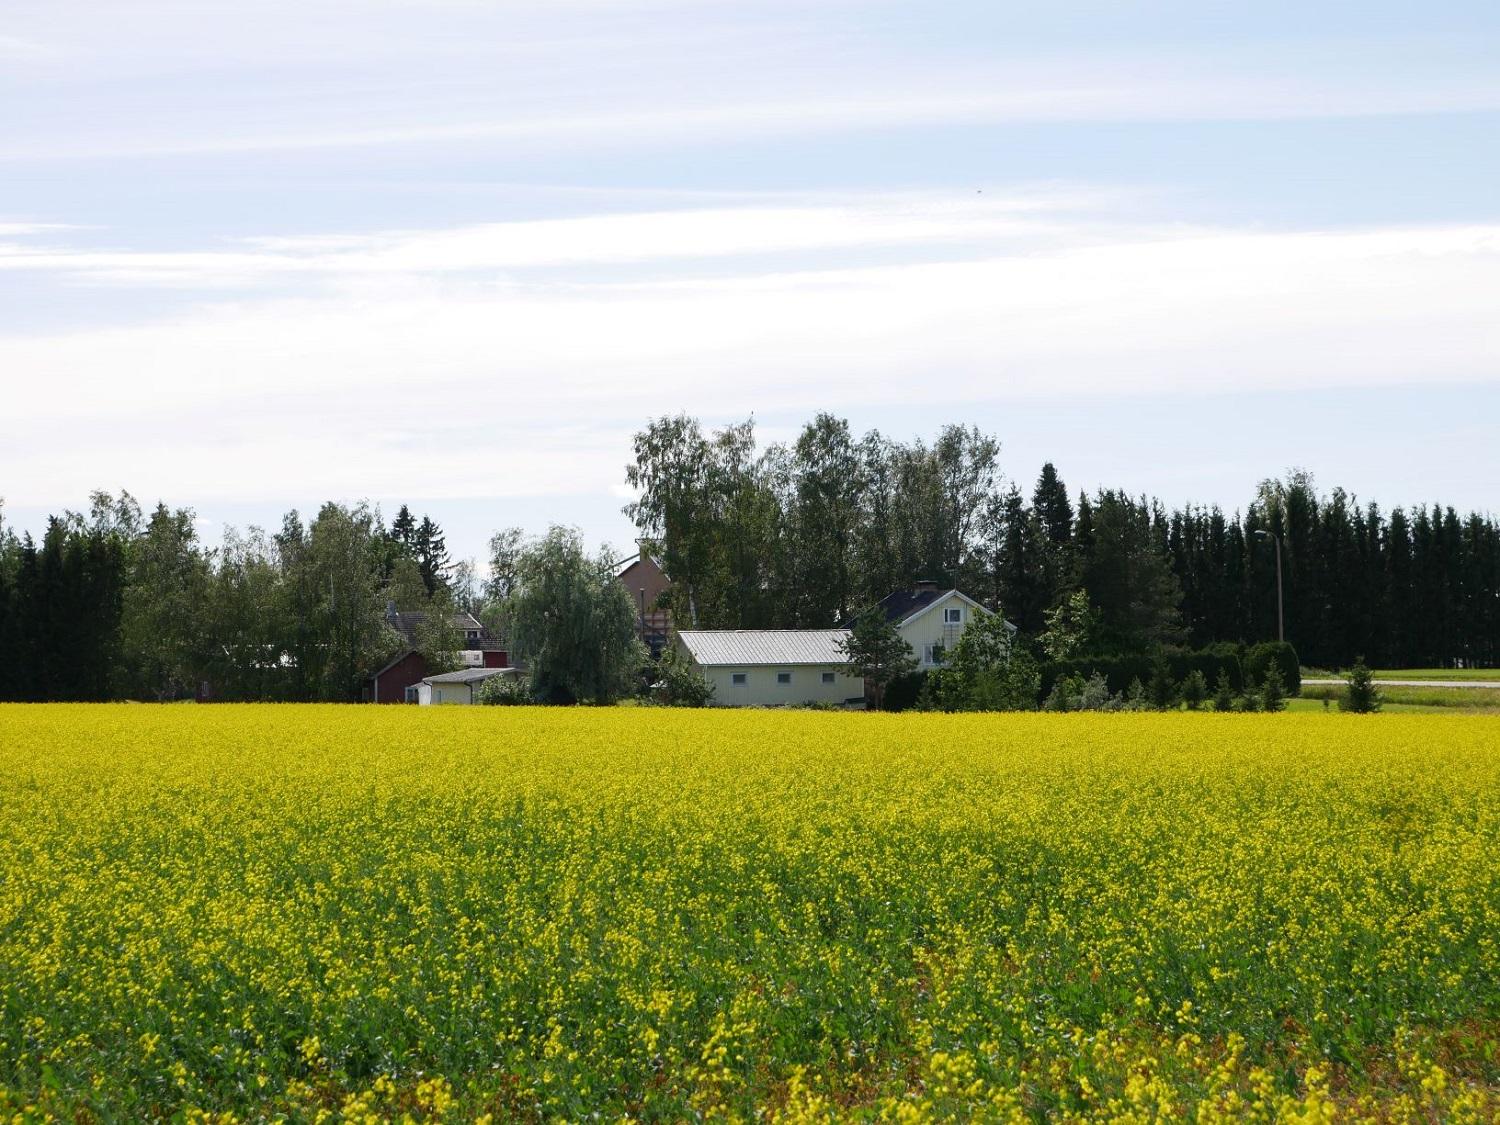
913;579;940;593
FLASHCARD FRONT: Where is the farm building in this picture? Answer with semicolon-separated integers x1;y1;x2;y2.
674;629;865;707
417;666;521;705
364;604;509;703
675;585;1011;707
614;542;674;657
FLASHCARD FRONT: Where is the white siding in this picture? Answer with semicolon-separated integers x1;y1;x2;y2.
703;665;864;707
428;682;475;705
897;591;991;668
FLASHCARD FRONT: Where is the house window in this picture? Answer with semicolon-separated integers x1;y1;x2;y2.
944;607;962;624
924;643;947;666
404;684;419;703
821;672;836;684
777;671;791;684
732;673;747;685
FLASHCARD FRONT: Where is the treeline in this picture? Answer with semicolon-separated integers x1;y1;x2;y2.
3;411;1495;704
0;494;478;702
626;413;1500;668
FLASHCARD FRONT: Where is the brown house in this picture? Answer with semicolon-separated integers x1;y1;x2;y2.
364;605;509;703
615;541;673;657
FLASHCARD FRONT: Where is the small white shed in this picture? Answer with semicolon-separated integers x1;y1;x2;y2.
418;666;520;705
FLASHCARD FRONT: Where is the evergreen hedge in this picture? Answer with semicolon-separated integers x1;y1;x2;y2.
1245;641;1300;696
1040;647;1260;700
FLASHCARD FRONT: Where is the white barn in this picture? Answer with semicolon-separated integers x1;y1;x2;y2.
674;630;866;708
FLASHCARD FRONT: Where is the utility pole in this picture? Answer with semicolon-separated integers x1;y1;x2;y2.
1254;529;1284;643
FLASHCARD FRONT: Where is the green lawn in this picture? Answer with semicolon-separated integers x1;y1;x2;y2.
1308;667;1500;682
1374;668;1500;682
1297;682;1500;713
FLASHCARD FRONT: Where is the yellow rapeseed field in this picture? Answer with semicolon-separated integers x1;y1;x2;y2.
0;706;1497;1122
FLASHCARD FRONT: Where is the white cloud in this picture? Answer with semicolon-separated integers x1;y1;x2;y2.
0;222;78;237
3;1;1496;163
0;34;60;60
2;207;1496;509
0;194;1093;285
9;72;1500;163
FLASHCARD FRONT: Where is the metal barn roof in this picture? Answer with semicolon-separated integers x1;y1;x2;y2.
423;666;519;685
677;629;852;667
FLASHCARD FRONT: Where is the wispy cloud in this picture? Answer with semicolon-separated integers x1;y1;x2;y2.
0;194;1101;285
0;34;61;60
9;72;1500;163
2;205;1496;508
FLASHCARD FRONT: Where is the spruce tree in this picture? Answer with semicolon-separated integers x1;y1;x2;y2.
1032;463;1075;548
1147;661;1177;710
1212;670;1235;712
414;516;451;597
1180;669;1207;710
1340;660;1381;713
390;505;417;549
1260;664;1286;712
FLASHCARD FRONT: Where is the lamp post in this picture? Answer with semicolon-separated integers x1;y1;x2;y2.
1254;529;1284;643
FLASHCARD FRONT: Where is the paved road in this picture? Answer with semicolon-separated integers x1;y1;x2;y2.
1303;678;1500;690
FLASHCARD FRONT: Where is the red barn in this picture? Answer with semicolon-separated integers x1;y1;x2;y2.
363;605;509;702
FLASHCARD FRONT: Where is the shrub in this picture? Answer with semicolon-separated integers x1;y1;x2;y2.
1246;641;1300;696
923;638;1041;713
1341;660;1381;713
477;673;533;706
652;658;715;708
1181;670;1208;710
1076;672;1115;711
1044;675;1082;712
883;671;929;713
1040;647;1245;700
1147;663;1177;711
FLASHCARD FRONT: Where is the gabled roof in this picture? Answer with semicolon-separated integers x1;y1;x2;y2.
613;551;667;580
423;666;519;685
865;588;948;626
389;609;484;639
677;629;851;667
854;588;1007;630
369;647;427;681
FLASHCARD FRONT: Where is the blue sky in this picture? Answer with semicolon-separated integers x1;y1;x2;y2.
3;0;1498;565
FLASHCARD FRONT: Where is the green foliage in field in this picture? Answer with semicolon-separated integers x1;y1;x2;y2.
1;707;1498;1121
1301;683;1500;712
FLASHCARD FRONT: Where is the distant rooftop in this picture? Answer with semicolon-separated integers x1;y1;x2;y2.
422;666;519;685
386;607;504;649
677;629;851;667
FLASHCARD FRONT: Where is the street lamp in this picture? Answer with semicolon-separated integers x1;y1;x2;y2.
1254;530;1284;643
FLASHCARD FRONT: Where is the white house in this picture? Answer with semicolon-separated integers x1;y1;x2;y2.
673;585;1011;708
674;630;867;708
865;582;1007;669
417;666;520;705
